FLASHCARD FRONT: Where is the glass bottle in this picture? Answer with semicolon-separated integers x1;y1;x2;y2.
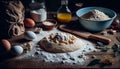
29;0;47;22
57;0;72;23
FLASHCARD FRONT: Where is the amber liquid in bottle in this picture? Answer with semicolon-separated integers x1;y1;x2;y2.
57;0;72;23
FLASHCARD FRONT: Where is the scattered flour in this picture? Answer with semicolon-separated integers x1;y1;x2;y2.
15;28;97;65
81;9;111;21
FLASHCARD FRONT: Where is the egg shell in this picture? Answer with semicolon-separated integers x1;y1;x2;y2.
11;45;23;56
24;18;35;28
1;39;11;52
25;31;36;40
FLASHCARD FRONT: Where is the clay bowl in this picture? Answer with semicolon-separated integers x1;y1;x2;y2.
42;19;57;30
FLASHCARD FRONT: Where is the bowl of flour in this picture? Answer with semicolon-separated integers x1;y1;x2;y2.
76;7;116;32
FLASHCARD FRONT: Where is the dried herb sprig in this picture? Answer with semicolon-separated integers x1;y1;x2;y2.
96;46;110;52
96;41;110;52
87;59;100;66
112;44;120;57
88;56;113;67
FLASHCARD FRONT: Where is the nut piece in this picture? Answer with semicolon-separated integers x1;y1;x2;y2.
34;27;41;34
100;31;108;36
46;32;77;45
26;42;33;51
101;56;114;65
22;42;33;53
91;55;96;59
107;29;116;35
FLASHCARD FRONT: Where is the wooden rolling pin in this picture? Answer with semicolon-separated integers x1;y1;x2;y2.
59;25;111;44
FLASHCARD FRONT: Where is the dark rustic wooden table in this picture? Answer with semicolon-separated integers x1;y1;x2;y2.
0;12;120;69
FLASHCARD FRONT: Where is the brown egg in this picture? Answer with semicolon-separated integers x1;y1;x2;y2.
1;39;11;52
24;18;35;28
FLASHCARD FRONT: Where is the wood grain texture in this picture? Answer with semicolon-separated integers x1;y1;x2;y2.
0;12;120;69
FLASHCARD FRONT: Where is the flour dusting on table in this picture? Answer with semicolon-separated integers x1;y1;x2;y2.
15;28;97;65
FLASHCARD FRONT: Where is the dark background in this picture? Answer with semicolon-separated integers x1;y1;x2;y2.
21;0;120;13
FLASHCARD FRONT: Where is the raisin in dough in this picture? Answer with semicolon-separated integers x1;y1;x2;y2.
38;32;84;53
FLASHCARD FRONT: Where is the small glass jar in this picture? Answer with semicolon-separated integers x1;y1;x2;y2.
29;0;47;22
57;0;72;23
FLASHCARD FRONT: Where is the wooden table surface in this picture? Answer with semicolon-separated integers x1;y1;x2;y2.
0;12;120;69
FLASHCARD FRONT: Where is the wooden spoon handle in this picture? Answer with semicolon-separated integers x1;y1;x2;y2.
88;34;111;44
59;25;111;44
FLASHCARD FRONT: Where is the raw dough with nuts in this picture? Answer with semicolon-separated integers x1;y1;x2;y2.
38;32;84;53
